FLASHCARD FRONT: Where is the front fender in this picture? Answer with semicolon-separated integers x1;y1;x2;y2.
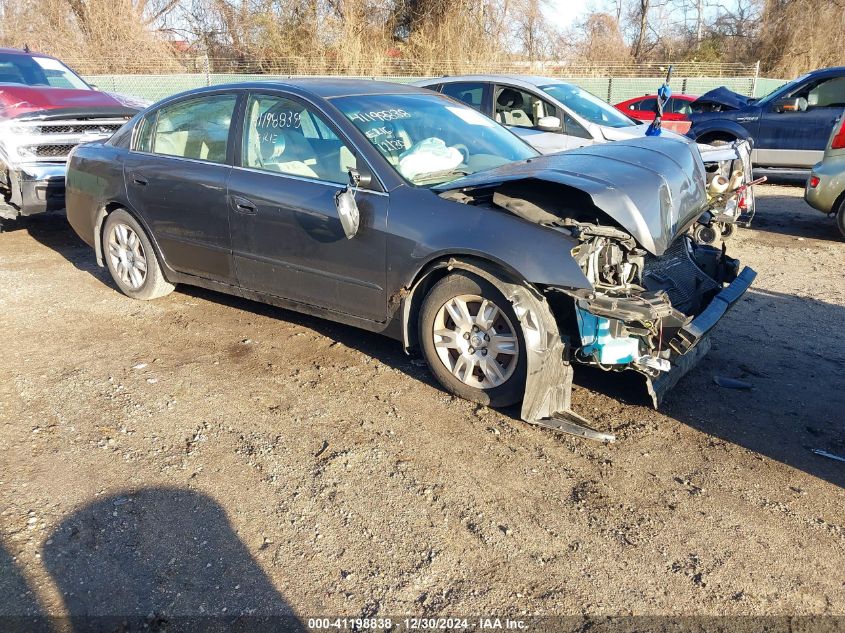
400;258;574;423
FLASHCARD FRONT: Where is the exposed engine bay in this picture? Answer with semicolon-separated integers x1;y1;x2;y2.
439;172;753;396
565;221;740;380
694;139;763;244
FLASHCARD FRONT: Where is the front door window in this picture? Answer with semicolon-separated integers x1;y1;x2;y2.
494;86;555;129
242;94;356;184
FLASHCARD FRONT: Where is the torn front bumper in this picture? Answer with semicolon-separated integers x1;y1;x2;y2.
406;258;755;442
648;266;757;406
1;162;67;219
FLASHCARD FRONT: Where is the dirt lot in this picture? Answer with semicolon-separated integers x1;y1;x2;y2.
1;182;843;622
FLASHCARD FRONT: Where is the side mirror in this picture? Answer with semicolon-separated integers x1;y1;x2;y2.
334;168;366;239
774;97;808;113
537;115;562;132
347;167;372;188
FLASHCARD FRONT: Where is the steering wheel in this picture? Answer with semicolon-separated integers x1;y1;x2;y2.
452;143;470;164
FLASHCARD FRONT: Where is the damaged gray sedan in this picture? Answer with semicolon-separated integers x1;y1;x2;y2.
65;81;755;440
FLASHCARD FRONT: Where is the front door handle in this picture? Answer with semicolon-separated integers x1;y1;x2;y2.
131;173;148;186
230;195;257;215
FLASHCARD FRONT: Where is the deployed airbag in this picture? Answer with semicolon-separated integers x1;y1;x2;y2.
398;137;462;180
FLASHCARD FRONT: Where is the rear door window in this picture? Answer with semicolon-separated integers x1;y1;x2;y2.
441;82;487;110
669;98;691;115
151;94;238;164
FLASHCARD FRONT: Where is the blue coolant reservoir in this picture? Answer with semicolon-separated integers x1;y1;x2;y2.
576;307;640;365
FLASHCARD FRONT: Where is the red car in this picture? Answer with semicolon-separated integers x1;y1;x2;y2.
614;94;698;134
0;48;141;222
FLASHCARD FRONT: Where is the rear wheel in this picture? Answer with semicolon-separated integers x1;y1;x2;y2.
419;272;527;407
103;209;174;300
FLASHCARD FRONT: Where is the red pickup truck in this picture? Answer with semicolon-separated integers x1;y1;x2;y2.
0;48;142;223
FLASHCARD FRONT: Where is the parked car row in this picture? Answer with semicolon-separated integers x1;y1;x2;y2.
58;78;759;441
2;50;837;439
415;74;757;245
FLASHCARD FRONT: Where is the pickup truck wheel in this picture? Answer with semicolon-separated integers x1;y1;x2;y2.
698;134;735;146
103;209;174;300
419;272;527;408
837;201;845;239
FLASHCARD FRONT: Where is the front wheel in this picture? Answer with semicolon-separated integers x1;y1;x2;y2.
419;272;527;408
103;209;175;300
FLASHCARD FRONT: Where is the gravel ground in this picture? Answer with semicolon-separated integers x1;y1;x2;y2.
1;182;843;622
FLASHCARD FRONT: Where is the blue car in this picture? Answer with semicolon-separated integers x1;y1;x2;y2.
689;67;845;168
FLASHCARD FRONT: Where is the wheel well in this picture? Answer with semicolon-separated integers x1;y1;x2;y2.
402;255;522;352
94;202;125;265
696;131;736;144
830;188;845;217
95;203;166;274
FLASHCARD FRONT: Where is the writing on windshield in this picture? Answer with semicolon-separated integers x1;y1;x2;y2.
334;93;536;186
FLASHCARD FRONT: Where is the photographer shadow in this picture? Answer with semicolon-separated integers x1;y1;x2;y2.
41;487;305;632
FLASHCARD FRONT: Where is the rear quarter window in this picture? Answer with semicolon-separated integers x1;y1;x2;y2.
133;114;156;153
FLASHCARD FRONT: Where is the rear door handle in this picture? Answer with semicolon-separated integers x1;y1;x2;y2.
230;195;257;215
131;173;148;186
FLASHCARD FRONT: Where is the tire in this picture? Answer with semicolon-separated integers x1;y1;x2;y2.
837;201;845;239
102;209;174;300
698;134;735;146
720;222;736;239
419;272;527;408
693;222;719;245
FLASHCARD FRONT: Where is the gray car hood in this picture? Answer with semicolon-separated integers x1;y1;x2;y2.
435;135;708;256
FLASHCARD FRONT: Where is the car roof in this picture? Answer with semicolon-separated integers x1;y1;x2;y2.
806;67;845;78
0;47;57;59
418;75;573;90
168;79;434;101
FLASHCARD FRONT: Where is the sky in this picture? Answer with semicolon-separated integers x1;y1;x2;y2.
543;0;596;30
541;0;744;32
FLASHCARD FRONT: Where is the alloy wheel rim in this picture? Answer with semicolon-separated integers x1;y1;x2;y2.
108;223;147;290
432;293;519;389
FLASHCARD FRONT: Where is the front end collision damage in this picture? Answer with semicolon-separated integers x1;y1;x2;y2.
694;139;762;241
0;108;133;219
401;257;616;442
415;137;756;440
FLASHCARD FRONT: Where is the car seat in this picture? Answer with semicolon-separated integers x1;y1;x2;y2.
246;104;320;178
496;89;533;127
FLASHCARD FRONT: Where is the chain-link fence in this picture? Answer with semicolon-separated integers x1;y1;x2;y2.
73;57;785;105
65;56;761;77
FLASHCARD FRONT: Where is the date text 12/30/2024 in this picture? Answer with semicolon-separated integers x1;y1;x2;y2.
307;618;529;630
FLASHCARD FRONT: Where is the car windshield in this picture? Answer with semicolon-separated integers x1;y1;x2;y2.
540;83;637;128
0;53;90;90
333;93;538;186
